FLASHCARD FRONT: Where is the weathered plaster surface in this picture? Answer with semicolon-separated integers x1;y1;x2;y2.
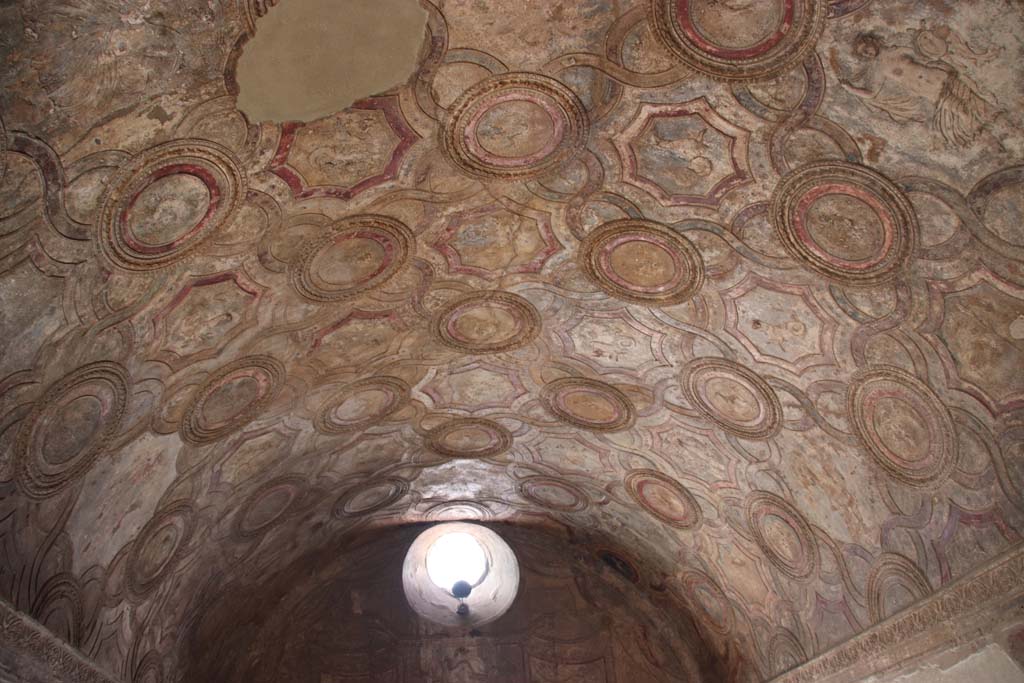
0;0;1022;680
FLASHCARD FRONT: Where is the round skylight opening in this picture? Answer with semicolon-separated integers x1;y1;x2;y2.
426;531;488;592
403;522;520;628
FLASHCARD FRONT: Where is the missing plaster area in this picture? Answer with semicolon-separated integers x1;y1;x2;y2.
234;0;428;123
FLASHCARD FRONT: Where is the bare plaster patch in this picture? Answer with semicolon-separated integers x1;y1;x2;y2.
235;0;428;122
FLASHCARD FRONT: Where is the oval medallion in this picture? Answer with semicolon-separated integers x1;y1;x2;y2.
433;291;541;354
772;161;918;286
681;358;782;439
290;214;414;302
180;356;286;445
649;0;827;81
314;376;409;434
126;502;197;596
745;491;817;580
625;469;702;529
332;477;409;518
425;417;513;459
442;73;589;180
579;219;705;306
848;367;957;488
232;476;307;540
14;362;130;500
97;140;245;271
518;476;589;512
542;377;636;432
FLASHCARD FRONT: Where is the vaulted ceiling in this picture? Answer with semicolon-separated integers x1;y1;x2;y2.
0;0;1022;681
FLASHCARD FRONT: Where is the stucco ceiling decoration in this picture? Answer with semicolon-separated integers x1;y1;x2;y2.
649;0;828;81
125;501;198;598
771;160;918;286
744;490;819;581
680;356;783;439
178;355;286;445
625;468;704;529
288;213;415;302
424;416;514;459
440;72;591;179
579;218;706;305
231;474;311;539
13;361;131;500
313;375;411;434
97;140;247;272
542;376;638;432
431;290;543;354
0;0;1023;681
847;366;958;488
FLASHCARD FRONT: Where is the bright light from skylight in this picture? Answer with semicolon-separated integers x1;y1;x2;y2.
425;531;488;592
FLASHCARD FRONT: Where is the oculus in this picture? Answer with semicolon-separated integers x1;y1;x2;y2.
402;522;519;628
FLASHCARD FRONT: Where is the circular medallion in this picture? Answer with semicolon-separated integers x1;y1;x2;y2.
848;367;957;488
680;358;782;439
542;377;636;432
433;291;541;354
179;356;286;446
745;491;817;580
314;376;409;434
649;0;827;81
442;72;589;180
126;502;196;597
579;219;705;306
425;417;513;459
332;477;409;518
625;469;702;529
771;161;918;286
96;139;245;271
866;553;931;623
518;476;589;512
232;476;307;540
14;362;130;500
289;214;414;302
678;570;733;635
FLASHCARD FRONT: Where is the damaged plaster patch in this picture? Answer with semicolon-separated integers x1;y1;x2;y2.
1010;315;1024;340
235;0;428;123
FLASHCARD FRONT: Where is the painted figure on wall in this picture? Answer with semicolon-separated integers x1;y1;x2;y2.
839;24;1017;151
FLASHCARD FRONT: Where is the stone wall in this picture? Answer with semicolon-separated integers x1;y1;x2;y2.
772;543;1024;683
0;599;118;683
865;642;1024;683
